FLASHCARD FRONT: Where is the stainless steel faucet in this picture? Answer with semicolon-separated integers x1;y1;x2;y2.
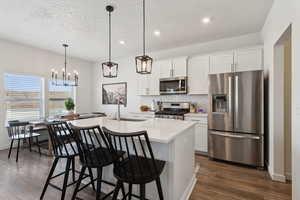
117;97;121;121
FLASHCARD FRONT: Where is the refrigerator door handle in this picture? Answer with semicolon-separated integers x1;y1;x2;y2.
235;75;239;126
209;131;261;140
228;75;233;114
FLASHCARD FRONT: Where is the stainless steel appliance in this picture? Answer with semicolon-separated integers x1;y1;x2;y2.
155;102;190;120
208;70;264;167
159;77;187;95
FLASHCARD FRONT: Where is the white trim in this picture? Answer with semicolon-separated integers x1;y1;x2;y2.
179;164;199;200
285;172;292;181
268;164;286;182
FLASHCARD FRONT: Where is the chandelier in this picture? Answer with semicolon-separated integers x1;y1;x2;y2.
51;44;79;87
102;5;118;78
135;0;153;74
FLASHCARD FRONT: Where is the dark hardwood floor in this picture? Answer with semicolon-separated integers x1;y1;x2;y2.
0;148;291;200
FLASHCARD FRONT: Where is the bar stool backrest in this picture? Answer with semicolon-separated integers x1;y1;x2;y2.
7;121;30;139
102;126;160;183
46;121;77;157
70;124;111;167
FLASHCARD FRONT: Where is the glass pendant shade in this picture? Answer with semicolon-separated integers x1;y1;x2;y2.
135;0;153;75
135;55;152;74
102;61;118;78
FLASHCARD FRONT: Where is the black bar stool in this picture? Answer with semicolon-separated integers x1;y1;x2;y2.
102;127;166;200
7;120;41;162
70;124;126;200
40;121;95;200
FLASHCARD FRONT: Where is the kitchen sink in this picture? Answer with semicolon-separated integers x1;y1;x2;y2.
110;117;146;122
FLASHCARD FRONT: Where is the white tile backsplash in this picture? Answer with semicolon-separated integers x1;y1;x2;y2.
140;95;209;112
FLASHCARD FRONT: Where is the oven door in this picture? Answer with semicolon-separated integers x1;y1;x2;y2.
160;77;187;94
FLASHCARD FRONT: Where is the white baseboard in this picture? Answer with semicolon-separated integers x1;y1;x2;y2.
180;174;197;200
285;172;292;181
268;165;286;182
179;164;199;200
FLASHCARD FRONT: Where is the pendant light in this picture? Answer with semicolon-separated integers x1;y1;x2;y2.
102;5;118;78
135;0;153;74
51;44;79;87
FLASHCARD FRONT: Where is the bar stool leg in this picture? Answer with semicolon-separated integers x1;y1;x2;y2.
71;166;86;200
40;157;59;200
128;184;133;200
96;167;103;200
112;181;122;200
156;178;164;200
71;157;76;182
140;184;146;200
61;158;72;200
87;167;96;191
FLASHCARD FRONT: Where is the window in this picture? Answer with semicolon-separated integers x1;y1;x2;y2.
4;73;43;121
48;80;75;116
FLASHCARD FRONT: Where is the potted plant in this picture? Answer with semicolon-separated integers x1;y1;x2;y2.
65;98;75;114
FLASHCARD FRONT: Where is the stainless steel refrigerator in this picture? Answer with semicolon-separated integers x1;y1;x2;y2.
208;70;264;167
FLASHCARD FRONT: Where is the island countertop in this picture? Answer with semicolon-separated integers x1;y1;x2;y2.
70;117;196;144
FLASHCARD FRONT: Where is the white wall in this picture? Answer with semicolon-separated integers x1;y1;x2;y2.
0;39;94;150
291;0;300;199
262;0;300;198
92;33;262;116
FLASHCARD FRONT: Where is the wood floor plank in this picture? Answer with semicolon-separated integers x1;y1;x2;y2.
0;148;291;200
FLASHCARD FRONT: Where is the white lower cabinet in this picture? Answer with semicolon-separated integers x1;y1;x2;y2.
185;115;208;153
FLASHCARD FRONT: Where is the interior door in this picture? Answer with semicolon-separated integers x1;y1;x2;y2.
208;73;234;132
234;70;263;134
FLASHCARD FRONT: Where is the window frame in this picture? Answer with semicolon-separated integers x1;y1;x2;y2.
3;73;45;122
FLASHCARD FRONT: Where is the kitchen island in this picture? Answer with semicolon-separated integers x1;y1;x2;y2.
70;117;197;200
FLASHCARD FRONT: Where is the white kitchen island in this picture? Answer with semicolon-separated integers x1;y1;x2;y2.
70;117;197;200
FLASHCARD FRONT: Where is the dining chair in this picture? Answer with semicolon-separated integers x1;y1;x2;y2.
7;120;41;162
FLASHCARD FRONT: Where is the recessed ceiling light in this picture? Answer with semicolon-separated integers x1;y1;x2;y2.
154;30;161;36
202;17;211;24
119;40;125;45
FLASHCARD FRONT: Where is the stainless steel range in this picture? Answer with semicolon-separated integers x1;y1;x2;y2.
155;102;190;120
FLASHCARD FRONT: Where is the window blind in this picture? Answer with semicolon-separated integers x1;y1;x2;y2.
48;80;75;116
4;73;42;121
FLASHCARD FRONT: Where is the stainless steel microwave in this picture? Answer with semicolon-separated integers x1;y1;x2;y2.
159;76;187;95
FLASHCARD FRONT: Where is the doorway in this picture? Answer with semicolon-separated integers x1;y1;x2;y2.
273;25;292;182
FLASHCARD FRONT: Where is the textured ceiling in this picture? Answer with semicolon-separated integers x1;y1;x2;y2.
0;0;273;61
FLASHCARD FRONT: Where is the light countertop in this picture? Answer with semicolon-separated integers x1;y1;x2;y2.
70;117;196;144
184;113;208;117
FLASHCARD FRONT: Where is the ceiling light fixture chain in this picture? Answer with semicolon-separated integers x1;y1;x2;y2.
135;0;153;74
102;5;118;78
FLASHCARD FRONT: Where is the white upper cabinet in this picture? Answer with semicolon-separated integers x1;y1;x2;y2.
159;57;187;78
159;59;172;78
172;57;187;77
148;61;160;95
137;61;160;96
188;55;209;94
209;51;234;74
136;74;150;95
234;46;263;72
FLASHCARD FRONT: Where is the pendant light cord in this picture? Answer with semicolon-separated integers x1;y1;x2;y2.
109;10;112;62
64;45;67;79
143;0;146;56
